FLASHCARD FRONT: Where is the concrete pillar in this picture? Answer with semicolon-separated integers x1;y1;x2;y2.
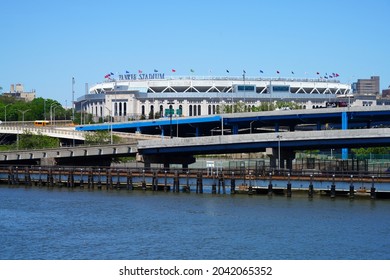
267;147;295;170
144;162;151;170
342;111;348;159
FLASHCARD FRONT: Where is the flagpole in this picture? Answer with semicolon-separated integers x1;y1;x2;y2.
72;77;75;122
72;77;75;147
243;70;246;108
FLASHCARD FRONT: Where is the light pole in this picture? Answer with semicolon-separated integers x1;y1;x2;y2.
80;101;87;125
243;70;246;105
167;101;174;138
105;106;113;144
221;115;224;135
72;77;75;124
17;109;31;150
44;99;46;120
50;104;59;124
53;106;62;126
4;104;11;123
65;100;67;121
277;134;282;170
18;109;31;126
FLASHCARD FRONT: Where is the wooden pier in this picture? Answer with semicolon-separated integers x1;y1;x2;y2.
1;165;389;199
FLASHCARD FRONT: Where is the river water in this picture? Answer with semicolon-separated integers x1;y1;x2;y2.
1;185;389;260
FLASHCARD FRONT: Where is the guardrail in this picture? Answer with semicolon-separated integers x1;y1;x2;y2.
0;126;85;140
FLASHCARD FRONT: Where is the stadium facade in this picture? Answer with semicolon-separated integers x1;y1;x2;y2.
76;73;352;122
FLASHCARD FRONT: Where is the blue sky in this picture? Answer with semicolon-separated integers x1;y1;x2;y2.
1;0;389;104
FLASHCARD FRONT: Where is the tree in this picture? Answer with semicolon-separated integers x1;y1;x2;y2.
84;130;120;145
352;147;390;158
17;130;59;149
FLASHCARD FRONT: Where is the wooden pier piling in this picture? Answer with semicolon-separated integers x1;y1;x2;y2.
248;172;253;195
48;168;54;187
24;167;32;186
15;167;19;185
67;169;74;188
116;169;120;189
97;168;102;189
126;170;133;190
87;169;94;189
196;171;203;193
370;176;376;199
211;172;217;194
308;175;314;198
268;173;273;196
286;173;292;197
349;175;354;199
330;175;336;198
163;170;168;192
173;171;179;192
230;172;236;194
219;173;226;194
152;171;158;191
182;171;190;192
38;167;43;186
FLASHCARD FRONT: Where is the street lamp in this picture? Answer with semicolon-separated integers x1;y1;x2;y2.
80;101;87;125
105;106;113;144
16;109;31;150
277;134;282;170
18;109;31;126
44;99;46;120
3;104;11;123
53;106;61;126
50;104;59;124
167;101;174;138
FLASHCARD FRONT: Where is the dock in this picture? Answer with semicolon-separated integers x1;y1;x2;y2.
1;165;389;199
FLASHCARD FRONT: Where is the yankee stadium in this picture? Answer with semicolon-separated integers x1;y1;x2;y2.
76;71;352;122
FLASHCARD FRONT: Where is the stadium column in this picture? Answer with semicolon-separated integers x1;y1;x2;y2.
341;111;348;160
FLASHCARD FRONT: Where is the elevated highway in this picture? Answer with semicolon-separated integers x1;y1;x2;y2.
0;125;86;141
0;125;160;143
137;128;390;168
75;106;390;137
0;128;389;167
0;144;138;166
138;128;390;154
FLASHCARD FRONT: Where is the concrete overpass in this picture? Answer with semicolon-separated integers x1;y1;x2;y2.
0;125;86;141
0;127;390;168
0;125;160;144
137;128;390;168
0;144;138;166
75;106;390;137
